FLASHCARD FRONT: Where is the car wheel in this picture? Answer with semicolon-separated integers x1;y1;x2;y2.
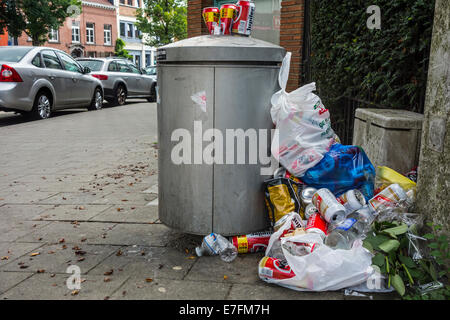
147;84;157;103
113;84;127;106
31;92;52;119
88;88;103;111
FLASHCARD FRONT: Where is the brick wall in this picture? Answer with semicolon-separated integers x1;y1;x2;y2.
187;0;213;38
280;0;304;92
187;0;305;91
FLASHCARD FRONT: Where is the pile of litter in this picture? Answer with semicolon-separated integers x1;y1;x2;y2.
194;52;444;298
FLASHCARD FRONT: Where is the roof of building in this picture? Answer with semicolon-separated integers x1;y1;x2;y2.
83;0;115;8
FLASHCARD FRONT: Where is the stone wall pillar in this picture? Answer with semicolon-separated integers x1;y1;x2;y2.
416;0;450;230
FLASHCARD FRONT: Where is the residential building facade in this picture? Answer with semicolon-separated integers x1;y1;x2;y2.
16;0;118;58
115;0;155;68
188;0;304;92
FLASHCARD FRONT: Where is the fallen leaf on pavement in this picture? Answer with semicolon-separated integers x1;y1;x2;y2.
72;246;81;251
30;252;40;257
48;251;55;254
172;266;182;271
104;277;111;283
77;257;85;262
75;251;86;256
59;238;65;243
62;245;67;249
104;269;114;276
37;269;45;273
145;278;153;283
50;274;55;278
187;256;196;260
1;256;9;260
20;265;29;269
158;287;166;293
80;238;87;242
116;250;123;256
71;290;79;296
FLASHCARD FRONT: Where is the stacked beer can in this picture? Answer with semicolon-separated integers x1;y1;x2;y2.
202;1;255;36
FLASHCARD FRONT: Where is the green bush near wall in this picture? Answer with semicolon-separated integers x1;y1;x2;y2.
309;0;435;113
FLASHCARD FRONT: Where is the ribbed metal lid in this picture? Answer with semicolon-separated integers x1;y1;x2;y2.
157;35;286;63
355;108;424;129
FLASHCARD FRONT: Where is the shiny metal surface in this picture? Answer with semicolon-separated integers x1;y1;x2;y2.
158;35;285;63
158;36;285;235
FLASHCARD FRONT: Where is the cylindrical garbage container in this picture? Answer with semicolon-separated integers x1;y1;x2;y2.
157;35;285;236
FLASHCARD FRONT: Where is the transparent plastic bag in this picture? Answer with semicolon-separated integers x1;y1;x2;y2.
270;52;335;177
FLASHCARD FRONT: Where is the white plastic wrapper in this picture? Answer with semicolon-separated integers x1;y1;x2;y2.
270;52;335;177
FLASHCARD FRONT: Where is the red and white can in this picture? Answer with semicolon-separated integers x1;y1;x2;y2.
305;213;328;239
202;7;220;35
231;231;272;254
258;256;296;280
219;4;237;35
312;188;346;224
337;189;366;213
232;0;256;36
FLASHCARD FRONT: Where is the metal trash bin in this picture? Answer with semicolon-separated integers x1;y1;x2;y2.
352;108;424;174
156;35;285;236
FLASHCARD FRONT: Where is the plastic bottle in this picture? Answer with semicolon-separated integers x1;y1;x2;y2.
324;206;375;250
195;233;238;263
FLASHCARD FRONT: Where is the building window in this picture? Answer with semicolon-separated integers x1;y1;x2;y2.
72;21;80;43
136;0;140;7
86;23;95;44
120;22;126;37
127;23;134;38
48;29;59;43
104;25;112;45
127;0;133;6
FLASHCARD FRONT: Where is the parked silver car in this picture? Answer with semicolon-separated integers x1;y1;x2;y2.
77;57;157;106
0;46;103;119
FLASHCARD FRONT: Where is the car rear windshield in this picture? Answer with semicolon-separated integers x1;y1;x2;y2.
0;47;33;62
77;60;104;72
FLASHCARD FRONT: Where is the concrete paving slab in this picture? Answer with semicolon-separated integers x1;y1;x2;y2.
110;277;231;300
87;246;197;281
0;244;117;275
0;243;45;268
0;273;129;300
37;192;115;205
0;204;54;223
0;221;53;243
0;191;59;206
88;205;159;223
15;221;117;245
185;253;264;285
227;283;345;300
87;223;171;246
92;192;156;205
32;204;112;222
0;272;34;295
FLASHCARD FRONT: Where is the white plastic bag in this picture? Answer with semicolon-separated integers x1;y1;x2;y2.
262;213;374;291
270;52;335;177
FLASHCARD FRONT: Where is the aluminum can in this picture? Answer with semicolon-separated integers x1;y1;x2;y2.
305;213;328;239
312;188;346;224
368;183;407;213
219;4;237;35
304;203;319;220
300;187;317;209
258;256;296;280
231;231;272;254
273;167;286;178
337;189;366;213
232;0;255;36
273;212;303;233
202;7;220;35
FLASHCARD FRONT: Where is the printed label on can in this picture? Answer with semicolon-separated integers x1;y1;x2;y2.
220;8;235;19
203;11;219;22
336;218;357;231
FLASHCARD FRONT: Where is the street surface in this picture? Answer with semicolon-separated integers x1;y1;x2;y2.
0;101;393;300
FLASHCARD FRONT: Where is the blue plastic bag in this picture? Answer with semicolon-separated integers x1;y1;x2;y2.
301;144;375;200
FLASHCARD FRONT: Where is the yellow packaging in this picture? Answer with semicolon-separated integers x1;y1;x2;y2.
376;166;416;192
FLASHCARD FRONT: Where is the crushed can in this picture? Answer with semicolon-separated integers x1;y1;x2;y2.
305;213;328;239
312;188;346;224
231;231;272;254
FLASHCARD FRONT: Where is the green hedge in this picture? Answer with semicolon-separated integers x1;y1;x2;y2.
309;0;435;112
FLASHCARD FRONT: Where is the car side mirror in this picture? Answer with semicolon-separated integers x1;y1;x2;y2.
83;66;91;74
